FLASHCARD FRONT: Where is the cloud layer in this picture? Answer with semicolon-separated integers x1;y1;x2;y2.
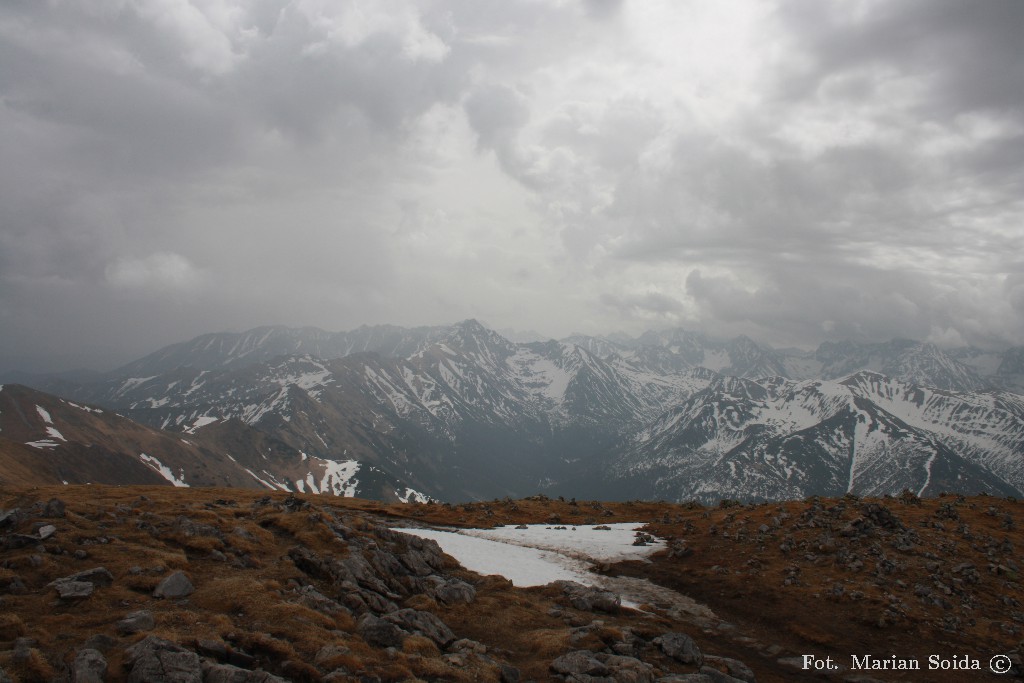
2;0;1022;371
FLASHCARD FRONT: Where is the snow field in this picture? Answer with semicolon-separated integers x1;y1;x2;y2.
394;522;664;603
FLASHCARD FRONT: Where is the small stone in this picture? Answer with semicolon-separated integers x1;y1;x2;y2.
117;610;155;635
153;571;194;599
38;525;57;541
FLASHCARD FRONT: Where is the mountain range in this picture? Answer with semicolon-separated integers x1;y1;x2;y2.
2;320;1022;502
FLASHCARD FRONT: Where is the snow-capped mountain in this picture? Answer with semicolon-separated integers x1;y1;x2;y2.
605;372;1024;503
6;320;1023;502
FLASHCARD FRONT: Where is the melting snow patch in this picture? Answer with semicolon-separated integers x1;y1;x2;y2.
139;453;189;487
397;529;593;587
395;523;664;598
461;523;665;563
26;440;60;449
36;405;53;424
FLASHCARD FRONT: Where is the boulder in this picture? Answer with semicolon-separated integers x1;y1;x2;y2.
54;580;95;599
123;636;201;683
383;608;455;647
602;654;655;683
201;662;288;683
356;614;407;648
434;579;476;605
653;632;703;666
550;650;610;677
73;648;107;683
557;581;621;613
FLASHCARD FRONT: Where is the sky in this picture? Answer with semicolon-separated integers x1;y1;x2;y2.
2;0;1023;372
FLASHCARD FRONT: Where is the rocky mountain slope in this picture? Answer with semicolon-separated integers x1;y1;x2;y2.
4;320;1023;503
0;384;427;502
0;486;1020;682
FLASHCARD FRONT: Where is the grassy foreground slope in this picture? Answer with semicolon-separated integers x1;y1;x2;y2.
0;486;1021;682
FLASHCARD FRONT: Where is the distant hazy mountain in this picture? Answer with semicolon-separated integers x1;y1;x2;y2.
4;320;1023;502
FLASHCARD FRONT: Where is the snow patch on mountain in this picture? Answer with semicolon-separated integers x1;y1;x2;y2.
319;459;361;497
184;415;218;434
139;453;189;487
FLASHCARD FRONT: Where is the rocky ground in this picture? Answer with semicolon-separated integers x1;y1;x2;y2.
1;486;1022;682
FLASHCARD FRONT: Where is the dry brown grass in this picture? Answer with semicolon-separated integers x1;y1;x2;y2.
3;485;1022;683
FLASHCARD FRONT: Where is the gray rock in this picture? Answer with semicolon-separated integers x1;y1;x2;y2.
43;498;67;518
383;608;455;647
550;651;610;677
117;610;155;635
557;581;621;613
434;579;476;605
153;571;194;599
655;676;715;683
124;636;201;683
702;655;756;683
357;614;407;648
603;654;655;683
63;567;114;587
54;580;95;599
0;508;19;528
201;662;288;683
73;648;107;683
38;524;57;541
294;585;349;616
653;632;703;666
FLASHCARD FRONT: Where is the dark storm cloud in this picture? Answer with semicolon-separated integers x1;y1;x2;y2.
775;0;1024;116
1;1;1022;372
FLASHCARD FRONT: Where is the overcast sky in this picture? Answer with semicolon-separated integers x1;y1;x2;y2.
2;0;1023;372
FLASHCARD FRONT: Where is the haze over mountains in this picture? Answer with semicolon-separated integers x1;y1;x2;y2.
2;320;1023;503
